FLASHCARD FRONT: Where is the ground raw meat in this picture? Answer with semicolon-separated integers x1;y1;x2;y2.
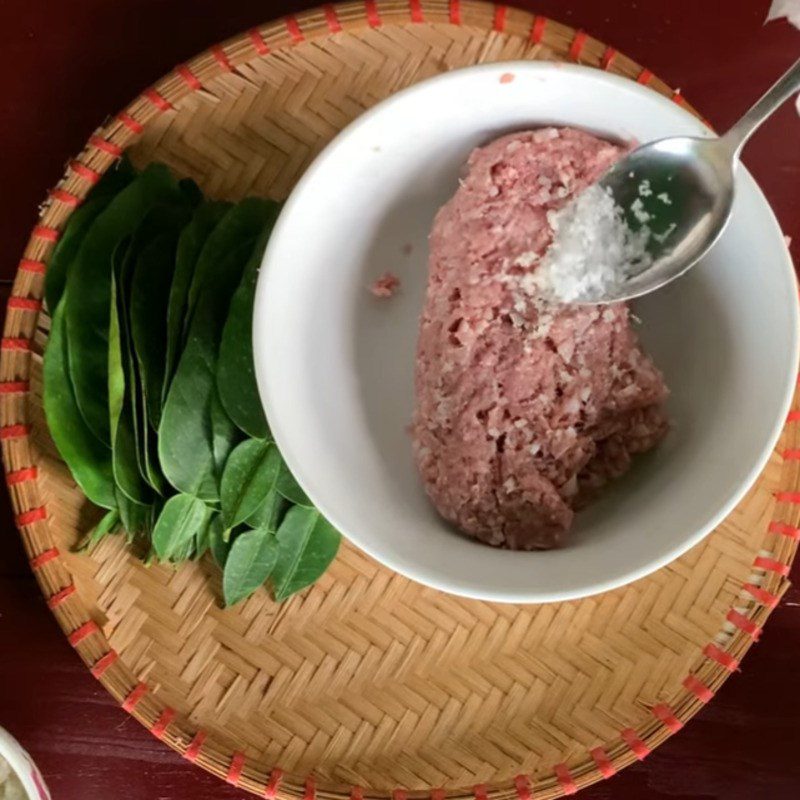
370;272;401;298
411;128;669;550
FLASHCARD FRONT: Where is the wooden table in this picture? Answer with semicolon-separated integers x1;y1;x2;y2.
1;1;799;797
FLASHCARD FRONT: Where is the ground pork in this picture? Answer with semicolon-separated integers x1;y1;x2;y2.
411;128;669;550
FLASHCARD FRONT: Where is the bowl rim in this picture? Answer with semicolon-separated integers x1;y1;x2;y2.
255;59;800;603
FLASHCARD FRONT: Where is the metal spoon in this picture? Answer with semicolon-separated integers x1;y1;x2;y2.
582;56;800;304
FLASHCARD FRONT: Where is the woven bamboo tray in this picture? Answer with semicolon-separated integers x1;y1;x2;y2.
2;1;799;797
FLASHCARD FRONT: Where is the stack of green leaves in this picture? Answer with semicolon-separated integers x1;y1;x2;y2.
43;159;340;606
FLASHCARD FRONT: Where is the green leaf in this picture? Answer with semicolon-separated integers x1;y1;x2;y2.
271;506;340;601
222;527;278;607
220;439;282;529
245;489;289;532
159;201;274;502
195;511;215;559
74;508;120;552
44;160;136;314
116;488;151;536
110;234;149;491
208;514;230;568
130;230;182;430
111;201;194;497
164;201;231;403
184;198;276;325
109;266;151;504
43;294;116;509
276;461;312;506
179;177;204;206
152;493;211;561
217;205;280;438
64;163;184;445
210;388;242;481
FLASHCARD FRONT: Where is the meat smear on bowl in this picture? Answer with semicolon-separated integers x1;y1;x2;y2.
411;128;669;550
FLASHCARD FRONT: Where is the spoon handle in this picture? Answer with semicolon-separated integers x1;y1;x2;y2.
721;56;800;158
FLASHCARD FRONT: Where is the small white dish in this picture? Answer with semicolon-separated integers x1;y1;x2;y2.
254;61;799;604
0;726;49;800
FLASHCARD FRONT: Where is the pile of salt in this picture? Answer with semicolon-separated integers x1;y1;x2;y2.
530;184;652;303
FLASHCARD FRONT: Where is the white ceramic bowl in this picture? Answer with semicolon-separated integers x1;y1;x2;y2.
0;726;49;799
255;62;799;603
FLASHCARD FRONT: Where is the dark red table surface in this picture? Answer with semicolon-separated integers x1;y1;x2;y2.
1;1;800;798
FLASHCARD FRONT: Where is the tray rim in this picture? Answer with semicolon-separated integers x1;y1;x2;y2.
1;1;797;798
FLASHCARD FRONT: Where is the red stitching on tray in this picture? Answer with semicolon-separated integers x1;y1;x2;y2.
305;777;316;800
590;747;615;777
652;704;683;732
1;338;32;352
265;768;284;799
6;466;37;486
88;135;123;157
49;188;82;207
600;46;617;70
183;730;207;762
449;0;461;24
703;643;739;672
782;448;800;460
569;30;588;61
672;89;686;106
768;520;800;539
409;0;424;23
226;751;246;785
727;609;762;640
117;112;144;134
513;775;531;800
787;410;800;422
775;491;800;504
431;789;446;800
0;423;32;439
68;620;100;647
743;583;780;608
19;258;45;274
554;763;577;795
46;584;76;609
90;649;118;678
249;28;270;55
493;4;507;32
324;4;342;32
122;682;148;712
211;45;233;71
473;785;488;800
176;64;203;91
351;788;364;800
8;297;41;312
0;381;30;394
286;15;305;42
753;555;790;577
16;506;46;526
150;707;176;739
32;225;60;242
365;0;381;27
621;728;650;760
70;161;101;184
683;674;714;703
637;68;654;85
142;88;173;112
530;15;546;43
393;790;407;800
29;547;59;569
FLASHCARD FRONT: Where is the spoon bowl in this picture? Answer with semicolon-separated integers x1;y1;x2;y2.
592;136;735;303
581;55;800;304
